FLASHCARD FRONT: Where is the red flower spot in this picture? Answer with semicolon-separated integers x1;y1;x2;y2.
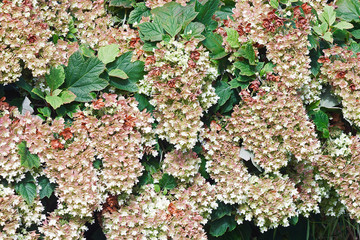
145;55;156;65
60;128;73;141
317;57;330;63
301;3;312;14
336;71;347;79
51;139;64;150
190;51;200;61
28;35;37;43
92;98;105;110
129;37;140;48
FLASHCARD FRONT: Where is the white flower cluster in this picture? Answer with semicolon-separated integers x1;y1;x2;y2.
327;133;353;158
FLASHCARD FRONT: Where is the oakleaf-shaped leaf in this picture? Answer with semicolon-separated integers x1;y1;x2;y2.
64;51;107;102
18;141;40;169
238;43;256;65
215;81;231;106
38;176;56;199
46;66;65;91
14;174;36;204
336;0;360;22
138;21;164;42
128;3;151;24
159;173;177;190
98;44;120;64
234;61;255;76
211;202;232;220
209;216;237;237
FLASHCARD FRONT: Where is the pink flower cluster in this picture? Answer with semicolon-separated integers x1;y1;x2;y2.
0;0;78;84
228;84;320;173
0;94;156;236
317;135;360;221
163;150;201;182
102;185;207;240
319;46;360;127
0;184;42;239
0;0;141;85
139;39;218;150
200;85;323;231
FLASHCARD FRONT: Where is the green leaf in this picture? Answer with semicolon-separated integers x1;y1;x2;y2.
154;184;161;193
202;32;228;59
18;141;40;169
38;176;55;199
237;43;256;65
308;34;318;49
109;0;135;8
138;171;154;186
313;26;324;35
107;51;145;92
310;110;329;138
350;41;360;52
211;202;232;220
159;173;177;190
38;107;51;118
142;41;158;52
215;81;232;106
52;89;62;96
93;159;103;170
182;5;199;28
151;3;186;37
31;88;45;99
138;21;164;42
322;32;333;43
195;0;220;30
79;45;95;58
290;216;299;225
64;51;107;102
320;22;329;33
270;0;279;9
98;44;120;64
45;95;63;109
210;216;237;237
351;29;360;39
336;0;360;22
215;6;234;20
46;66;65;91
183;22;205;40
333;21;354;29
234;61;255;76
255;62;264;72
199;157;210;179
108;69;129;79
59;90;76;104
320;6;336;26
14;174;36;204
135;93;154;112
229;79;243;89
128;3;151;24
260;62;275;76
225;28;240;48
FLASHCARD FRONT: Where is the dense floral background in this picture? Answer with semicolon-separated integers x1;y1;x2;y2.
1;0;360;239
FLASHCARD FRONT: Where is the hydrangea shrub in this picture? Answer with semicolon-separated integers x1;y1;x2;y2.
1;0;360;239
